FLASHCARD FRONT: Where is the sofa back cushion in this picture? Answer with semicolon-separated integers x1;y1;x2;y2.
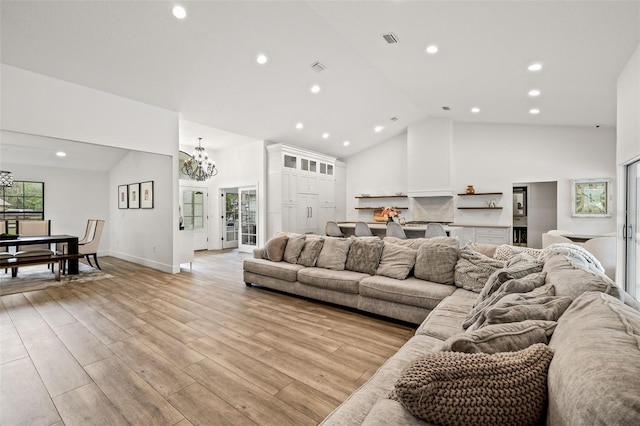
376;243;417;280
263;233;289;262
414;243;459;285
316;237;351;271
383;236;459;250
297;237;325;267
345;237;384;275
547;291;640;425
283;233;306;264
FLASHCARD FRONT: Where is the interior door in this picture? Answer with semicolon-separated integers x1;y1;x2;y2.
182;188;208;250
221;189;239;249
239;187;257;253
626;160;639;300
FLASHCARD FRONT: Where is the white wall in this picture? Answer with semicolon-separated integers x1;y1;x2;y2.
345;132;407;222
2;161;110;254
110;151;174;271
528;181;558;249
617;44;640;166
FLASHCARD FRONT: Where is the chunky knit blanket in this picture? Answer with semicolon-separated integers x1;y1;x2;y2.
538;243;604;273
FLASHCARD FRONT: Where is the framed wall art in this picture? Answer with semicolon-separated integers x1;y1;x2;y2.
118;185;128;209
140;181;154;209
571;178;611;217
128;183;140;209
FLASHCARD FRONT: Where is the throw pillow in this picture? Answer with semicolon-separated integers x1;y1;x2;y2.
476;254;544;302
263;233;288;262
315;237;351;271
345;237;384;275
390;343;554;426
466;242;498;258
463;272;547;330
283;233;306;264
414;243;459;285
297;237;324;267
443;320;557;354
383;236;459;250
482;293;572;327
494;244;543;261
376;243;417;280
454;247;505;293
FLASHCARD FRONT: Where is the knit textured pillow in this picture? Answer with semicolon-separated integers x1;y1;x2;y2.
390;343;554;426
454;248;505;293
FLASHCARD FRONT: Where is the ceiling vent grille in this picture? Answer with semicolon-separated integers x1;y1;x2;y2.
311;61;326;73
382;33;399;44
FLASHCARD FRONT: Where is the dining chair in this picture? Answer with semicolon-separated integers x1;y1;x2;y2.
15;220;54;256
79;219;105;270
424;223;447;238
325;221;345;237
386;222;407;239
355;221;374;237
541;232;573;248
57;219;97;255
584;236;616;281
0;221;12;266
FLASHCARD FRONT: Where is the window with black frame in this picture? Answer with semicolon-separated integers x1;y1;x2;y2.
0;181;45;233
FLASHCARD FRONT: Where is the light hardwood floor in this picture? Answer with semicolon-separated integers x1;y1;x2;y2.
0;250;415;425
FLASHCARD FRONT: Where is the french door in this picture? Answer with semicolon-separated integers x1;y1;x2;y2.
626;160;639;300
221;189;239;249
182;188;208;250
238;187;258;253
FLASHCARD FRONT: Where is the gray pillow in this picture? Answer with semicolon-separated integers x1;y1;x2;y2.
283;233;306;264
345;237;384;275
454;248;505;293
316;237;351;271
414;243;459;284
263;234;288;262
297;238;324;267
376;243;417;280
476;256;544;303
443;320;557;354
383;236;459;250
482;293;573;328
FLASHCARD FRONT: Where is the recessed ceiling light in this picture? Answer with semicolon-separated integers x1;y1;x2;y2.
426;45;439;54
471;107;480;113
528;89;541;97
310;85;321;94
172;6;187;19
343;141;350;146
374;125;384;133
295;122;303;129
256;54;268;65
322;133;329;139
529;108;541;115
527;63;543;72
56;151;66;157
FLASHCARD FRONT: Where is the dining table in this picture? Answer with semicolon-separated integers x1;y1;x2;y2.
0;234;80;274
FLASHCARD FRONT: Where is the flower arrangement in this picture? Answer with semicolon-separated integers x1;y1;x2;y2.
381;207;399;218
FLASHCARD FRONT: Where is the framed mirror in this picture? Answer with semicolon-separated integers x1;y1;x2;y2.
571;178;611;217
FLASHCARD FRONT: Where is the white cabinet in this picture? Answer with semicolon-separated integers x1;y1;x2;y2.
267;144;336;236
463;226;510;245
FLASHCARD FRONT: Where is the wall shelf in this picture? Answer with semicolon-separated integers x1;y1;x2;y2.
457;192;503;196
355;207;405;210
355;195;407;199
457;207;503;210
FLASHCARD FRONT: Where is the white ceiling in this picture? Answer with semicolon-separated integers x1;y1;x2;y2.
1;1;639;160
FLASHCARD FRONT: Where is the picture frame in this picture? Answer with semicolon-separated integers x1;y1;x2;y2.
118;185;128;209
128;183;140;209
571;178;611;217
140;181;154;209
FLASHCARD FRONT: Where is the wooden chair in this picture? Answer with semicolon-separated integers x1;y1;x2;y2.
79;220;105;270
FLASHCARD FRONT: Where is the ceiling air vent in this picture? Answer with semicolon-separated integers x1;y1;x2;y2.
382;33;399;44
390;116;398;122
310;61;326;73
442;106;451;111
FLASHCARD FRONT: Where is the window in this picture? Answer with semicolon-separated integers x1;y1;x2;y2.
0;181;45;233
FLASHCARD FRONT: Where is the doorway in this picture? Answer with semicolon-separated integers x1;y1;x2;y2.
221;188;239;249
182;187;208;250
512;181;557;249
239;186;258;253
626;160;639;300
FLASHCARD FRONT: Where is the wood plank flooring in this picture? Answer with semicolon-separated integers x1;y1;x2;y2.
0;250;415;425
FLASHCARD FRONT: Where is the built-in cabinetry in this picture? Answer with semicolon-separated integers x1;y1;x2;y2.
355;195;408;221
267;144;336;236
461;226;510;245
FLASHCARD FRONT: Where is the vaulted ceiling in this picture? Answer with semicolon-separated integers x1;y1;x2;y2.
2;1;639;159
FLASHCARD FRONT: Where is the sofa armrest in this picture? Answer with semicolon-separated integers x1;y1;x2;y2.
253;247;265;259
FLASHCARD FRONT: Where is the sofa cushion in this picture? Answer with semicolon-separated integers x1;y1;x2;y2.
454;247;505;293
297;267;368;294
361;399;428;426
465;242;498;258
242;258;305;282
414;243;459;285
475;255;544;303
376;243;417;280
548;291;640;425
298;237;324;267
543;252;622;301
316;237;351;271
345;237;384;275
283;233;306;264
390;343;554;426
359;276;456;310
464;272;547;330
443;320;557;354
415;288;477;340
384;236;459;250
263;233;289;262
493;244;543;261
482;292;572;328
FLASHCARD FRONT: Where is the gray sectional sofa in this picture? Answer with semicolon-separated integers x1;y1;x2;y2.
243;233;640;425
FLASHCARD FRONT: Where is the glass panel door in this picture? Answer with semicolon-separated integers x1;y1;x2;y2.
222;190;239;249
182;188;208;250
626;160;639;300
239;187;257;253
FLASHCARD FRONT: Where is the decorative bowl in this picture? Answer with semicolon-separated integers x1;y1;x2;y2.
395;192;403;196
361;193;370;197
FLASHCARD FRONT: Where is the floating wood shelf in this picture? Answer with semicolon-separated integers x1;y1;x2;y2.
457;192;503;196
355;195;407;199
355;207;405;210
457;207;503;210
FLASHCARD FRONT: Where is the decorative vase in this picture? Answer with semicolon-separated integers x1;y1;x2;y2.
466;185;475;194
387;216;394;223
